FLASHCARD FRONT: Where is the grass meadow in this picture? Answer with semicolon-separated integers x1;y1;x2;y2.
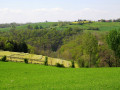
0;22;120;32
0;61;120;89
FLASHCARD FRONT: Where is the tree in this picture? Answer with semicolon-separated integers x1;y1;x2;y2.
10;24;16;30
27;25;33;30
44;56;48;65
34;25;39;29
1;56;6;62
19;42;28;53
0;41;5;50
24;58;28;64
4;42;14;51
99;46;114;67
116;18;120;22
40;26;43;29
101;19;105;22
82;32;98;67
106;29;120;67
71;60;75;68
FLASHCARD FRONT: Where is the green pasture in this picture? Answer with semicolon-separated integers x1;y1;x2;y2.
0;22;56;31
0;22;120;32
0;61;120;89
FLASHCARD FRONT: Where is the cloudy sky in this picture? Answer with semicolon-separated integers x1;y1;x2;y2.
0;0;120;23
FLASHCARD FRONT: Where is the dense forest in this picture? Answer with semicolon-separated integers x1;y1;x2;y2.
0;21;120;67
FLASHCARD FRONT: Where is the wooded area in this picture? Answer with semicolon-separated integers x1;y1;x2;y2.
0;21;120;67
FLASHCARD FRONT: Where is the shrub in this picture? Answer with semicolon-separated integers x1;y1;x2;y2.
85;62;89;68
24;58;28;64
56;63;64;68
71;60;75;68
87;27;99;30
44;56;48;65
77;59;84;67
1;56;7;62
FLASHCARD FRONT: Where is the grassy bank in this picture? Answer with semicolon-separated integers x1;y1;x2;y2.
0;61;120;89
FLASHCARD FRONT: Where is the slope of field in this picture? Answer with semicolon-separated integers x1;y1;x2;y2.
0;51;73;67
0;62;120;89
0;22;57;31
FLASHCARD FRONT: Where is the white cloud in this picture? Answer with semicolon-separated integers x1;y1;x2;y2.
33;8;48;12
33;8;63;12
0;8;119;23
0;8;22;14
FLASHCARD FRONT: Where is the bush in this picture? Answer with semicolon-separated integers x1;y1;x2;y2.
87;27;99;30
1;56;7;62
56;63;64;68
85;62;89;68
77;59;84;67
44;56;48;65
71;60;75;68
24;58;28;64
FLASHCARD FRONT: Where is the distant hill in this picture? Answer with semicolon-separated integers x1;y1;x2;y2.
0;22;120;32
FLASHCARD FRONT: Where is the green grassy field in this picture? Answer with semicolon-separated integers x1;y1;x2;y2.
0;22;120;32
0;61;120;89
0;22;57;31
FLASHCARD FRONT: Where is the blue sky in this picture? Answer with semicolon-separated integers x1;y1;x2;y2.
0;0;120;23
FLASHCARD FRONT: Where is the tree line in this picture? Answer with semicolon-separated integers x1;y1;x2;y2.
0;26;82;55
0;40;28;53
57;29;120;67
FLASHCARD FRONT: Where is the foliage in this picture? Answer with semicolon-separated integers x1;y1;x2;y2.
99;48;114;67
44;56;48;65
19;42;28;53
71;60;75;68
28;44;35;54
106;29;120;67
0;23;21;29
39;26;43;29
1;56;7;62
59;32;98;68
56;63;64;67
87;27;99;30
0;22;120;67
0;25;82;55
24;58;28;64
0;40;28;53
34;25;39;29
4;42;14;51
82;32;98;67
27;25;33;30
77;59;84;67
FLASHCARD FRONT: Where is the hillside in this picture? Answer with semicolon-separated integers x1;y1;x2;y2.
0;50;74;68
0;22;120;32
0;21;120;67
